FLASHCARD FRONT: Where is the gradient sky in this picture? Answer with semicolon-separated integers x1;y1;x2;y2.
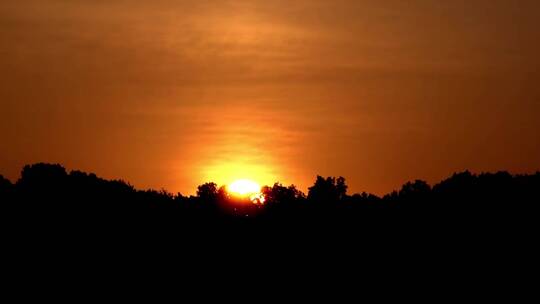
1;0;539;195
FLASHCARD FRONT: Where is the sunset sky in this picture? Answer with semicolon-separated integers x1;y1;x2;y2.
1;0;539;195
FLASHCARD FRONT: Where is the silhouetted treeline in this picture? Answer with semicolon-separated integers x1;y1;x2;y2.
2;163;539;230
4;163;535;299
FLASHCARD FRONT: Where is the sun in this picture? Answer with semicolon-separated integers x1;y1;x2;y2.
228;179;261;196
227;179;265;204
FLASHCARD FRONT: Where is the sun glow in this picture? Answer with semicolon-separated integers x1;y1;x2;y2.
228;179;265;205
228;179;261;196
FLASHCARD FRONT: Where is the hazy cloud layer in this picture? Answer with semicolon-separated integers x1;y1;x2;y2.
1;0;539;194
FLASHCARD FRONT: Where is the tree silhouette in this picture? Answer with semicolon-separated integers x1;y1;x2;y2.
197;182;219;201
1;163;539;233
0;174;11;192
263;183;305;206
18;163;68;194
307;176;347;203
0;174;13;204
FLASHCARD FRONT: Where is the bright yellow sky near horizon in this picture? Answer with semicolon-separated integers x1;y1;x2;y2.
1;0;539;195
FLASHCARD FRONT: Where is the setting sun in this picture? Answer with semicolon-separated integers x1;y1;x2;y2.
227;179;265;205
228;179;261;196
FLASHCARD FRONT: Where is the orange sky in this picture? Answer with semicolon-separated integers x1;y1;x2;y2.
1;0;539;195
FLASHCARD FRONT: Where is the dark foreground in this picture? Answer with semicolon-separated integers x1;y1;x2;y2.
1;163;538;237
1;163;538;295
